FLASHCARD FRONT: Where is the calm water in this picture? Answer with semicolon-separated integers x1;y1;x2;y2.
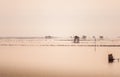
0;38;120;77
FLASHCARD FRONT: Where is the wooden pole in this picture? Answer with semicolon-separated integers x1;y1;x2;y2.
93;36;96;51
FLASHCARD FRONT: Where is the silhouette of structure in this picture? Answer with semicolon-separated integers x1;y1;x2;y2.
74;36;80;43
45;36;53;39
108;54;114;63
99;36;104;40
82;35;87;40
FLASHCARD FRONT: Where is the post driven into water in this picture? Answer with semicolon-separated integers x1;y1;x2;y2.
108;54;114;63
93;36;96;51
108;53;119;63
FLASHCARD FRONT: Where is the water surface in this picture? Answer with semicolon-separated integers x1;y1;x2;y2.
0;38;120;77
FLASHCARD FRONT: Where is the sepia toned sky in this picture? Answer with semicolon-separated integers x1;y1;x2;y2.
0;0;120;37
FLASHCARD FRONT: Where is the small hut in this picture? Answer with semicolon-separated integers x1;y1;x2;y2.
74;36;80;43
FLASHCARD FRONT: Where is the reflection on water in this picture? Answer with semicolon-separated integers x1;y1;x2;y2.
0;38;120;77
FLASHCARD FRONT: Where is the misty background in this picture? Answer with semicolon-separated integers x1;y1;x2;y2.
0;0;120;37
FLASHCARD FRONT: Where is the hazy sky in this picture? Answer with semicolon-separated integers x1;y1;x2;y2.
0;0;120;37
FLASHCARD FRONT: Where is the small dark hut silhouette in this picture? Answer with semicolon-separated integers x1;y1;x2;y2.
74;36;80;43
108;54;114;63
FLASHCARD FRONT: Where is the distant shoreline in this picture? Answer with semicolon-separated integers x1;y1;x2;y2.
0;44;120;47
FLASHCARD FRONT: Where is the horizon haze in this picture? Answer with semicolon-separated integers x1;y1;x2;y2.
0;0;120;37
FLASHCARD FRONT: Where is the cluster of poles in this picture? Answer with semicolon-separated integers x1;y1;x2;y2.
73;36;97;51
73;35;119;63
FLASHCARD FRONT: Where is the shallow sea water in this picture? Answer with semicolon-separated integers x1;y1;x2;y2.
0;38;120;77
